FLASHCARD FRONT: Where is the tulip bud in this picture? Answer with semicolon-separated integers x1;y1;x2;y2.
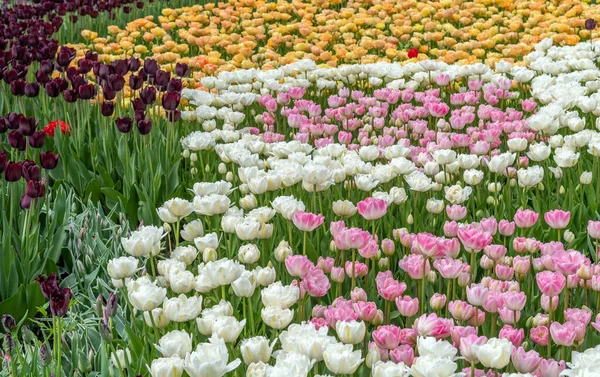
99;319;113;342
238;244;260;264
94;295;104;317
378;257;389;271
407;214;414;225
430;293;447;310
190;168;197;175
559;186;565;195
225;172;233;182
581;172;593;185
182;149;190;159
274;240;293;262
105;292;118;318
427;270;437;283
78;351;91;372
564;230;575;243
3;333;15;356
40;343;52;366
371;309;384;326
202;247;217;263
381;239;395;256
163;222;172;232
365;347;381;368
190;153;198;162
218;163;227;174
2;315;16;332
486;196;496;205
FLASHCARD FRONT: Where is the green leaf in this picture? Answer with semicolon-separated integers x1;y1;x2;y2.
84;179;103;204
0;282;45;324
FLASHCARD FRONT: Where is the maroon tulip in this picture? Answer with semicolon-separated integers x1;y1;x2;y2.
39;60;54;74
167;110;181;122
167;79;182;93
29;130;46;148
129;75;143;90
85;51;98;61
40;151;59;169
112;60;128;76
115;117;133;133
35;70;50;84
175;62;189;77
24;82;40;97
5;162;22;182
10;80;25;96
77;59;93;74
50;288;72;317
143;58;158;76
18;116;36;136
137;119;152;135
140;86;156;105
8;131;26;151
586;18;597;31
20;194;31;210
0;151;7;173
162;92;180;111
105;292;118;317
132;98;146;112
22;160;41;181
154;70;171;89
45;81;60;97
26;180;45;198
102;86;116;101
78;84;96;100
134;110;145;122
35;273;59;300
101;101;115;117
128;57;141;72
62;89;77;103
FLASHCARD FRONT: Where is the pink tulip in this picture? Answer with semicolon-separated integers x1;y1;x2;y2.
353;301;378;322
499;324;524;347
530;325;549;346
468;310;486;327
285;255;313;277
433;258;464;279
398;254;431;279
292;211;325;232
503;291;527;311
414;233;457;259
513;256;531;275
587;220;600;239
308;317;329;330
359;238;379;258
344;261;368;278
330;266;345;283
549;321;577;346
450;326;478;345
372;325;402;350
312;305;327;318
495;264;514;280
511;347;542;373
536;271;566;297
376;271;407;301
459;334;487;363
483;244;507;261
334;227;371;250
466;283;489;307
381;238;395;256
498;219;516;236
539;359;566;377
395;296;419;317
514;209;539;229
446;204;467;221
300;267;330;297
329;220;347;236
448;300;475;322
316;256;335;273
544;210;570;229
564;308;592;326
498;307;520;325
413;313;453;339
443;221;459;237
480;217;498;235
350;287;368;302
482;291;505;313
429;293;447;311
357;197;388;221
592;314;600;332
389;344;414;366
458;225;493;251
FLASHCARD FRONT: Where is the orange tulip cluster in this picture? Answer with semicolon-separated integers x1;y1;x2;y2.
70;0;600;79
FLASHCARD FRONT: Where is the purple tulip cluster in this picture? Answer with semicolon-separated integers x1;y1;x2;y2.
35;273;72;317
0;113;59;209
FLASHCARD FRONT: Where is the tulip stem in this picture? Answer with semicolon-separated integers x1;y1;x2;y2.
303;231;307;256
351;249;356;290
420;258;427;315
247;297;255;334
55;317;62;377
548;296;553;358
221;285;226;301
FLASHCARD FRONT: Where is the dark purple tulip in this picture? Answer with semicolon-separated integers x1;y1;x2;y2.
108;74;125;92
162;91;181;111
3;69;18;83
29;130;46;148
10;80;25;96
45;81;60;97
123;6;131;14
129;75;143;90
50;288;72;317
143;58;158;76
102;87;116;101
0;118;7;133
115;117;133;133
132;98;146;112
154;70;171;89
57;78;69;92
140;86;156;105
35;70;50;84
24;82;40;97
40;151;59;169
77;59;93;74
101;101;115;117
78;84;96;100
0;151;7;173
128;57;141;72
1;315;16;332
99;318;112;342
40;60;54;74
5;162;23;181
97;64;112;81
137;119;152;135
134;110;145;122
586;19;597;31
112;60;128;76
67;68;80;82
20;194;31;210
136;1;144;9
63;89;77;103
22;160;41;181
39;344;51;366
56;51;72;67
105;292;118;317
7;114;20;130
175;63;189;77
85;51;98;61
26;180;45;198
8;131;26;151
168;110;181;122
35;273;59;300
19;116;36;136
167;78;182;93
